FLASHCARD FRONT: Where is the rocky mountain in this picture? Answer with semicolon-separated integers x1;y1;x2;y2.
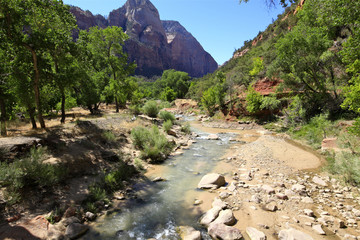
70;0;218;77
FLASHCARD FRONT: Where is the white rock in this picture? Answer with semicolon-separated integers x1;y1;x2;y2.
198;173;226;189
213;209;236;226
178;226;201;240
200;206;222;227
261;185;275;195
312;224;326;235
246;227;266;240
278;228;313;240
312;176;327;187
208;223;243;240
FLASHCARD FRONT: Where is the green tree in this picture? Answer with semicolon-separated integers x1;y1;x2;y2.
201;72;226;116
154;70;190;99
84;26;135;113
0;0;78;128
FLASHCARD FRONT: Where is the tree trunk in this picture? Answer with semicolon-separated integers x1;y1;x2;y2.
115;96;119;113
0;97;7;136
28;106;37;129
27;46;46;128
60;90;66;124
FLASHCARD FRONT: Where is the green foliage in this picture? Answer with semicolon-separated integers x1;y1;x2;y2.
160;87;177;102
131;125;175;163
134;158;145;172
158;111;176;123
143;100;159;118
163;120;173;133
260;94;280;111
283;96;306;126
328;152;360;185
0;147;67;204
245;87;263;114
201;73;226;116
102;130;116;142
290;114;333;148
249;57;264;76
348;118;360;137
181;123;191;134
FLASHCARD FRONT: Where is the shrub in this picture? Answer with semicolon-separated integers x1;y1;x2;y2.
181;122;191;134
163;120;173;133
131;125;175;163
0;147;67;204
134;158;145;172
159;111;176;123
329;152;360;185
245;87;263;114
102;130;116;142
143;100;159;118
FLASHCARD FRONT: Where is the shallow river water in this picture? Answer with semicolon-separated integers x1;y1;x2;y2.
82;126;239;240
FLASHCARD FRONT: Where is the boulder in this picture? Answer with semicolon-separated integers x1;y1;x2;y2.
198;173;226;189
207;134;220;140
208;223;243;240
65;223;89;240
213;209;236;226
200;206;222;227
246;227;266;240
278;228;313;240
212;198;229;209
178;226;201;240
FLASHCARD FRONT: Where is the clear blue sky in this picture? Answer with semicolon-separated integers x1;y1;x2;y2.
63;0;285;65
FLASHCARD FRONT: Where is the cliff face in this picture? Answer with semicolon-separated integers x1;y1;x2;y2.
70;0;218;77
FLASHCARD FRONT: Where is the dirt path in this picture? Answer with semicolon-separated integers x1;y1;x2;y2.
191;122;360;240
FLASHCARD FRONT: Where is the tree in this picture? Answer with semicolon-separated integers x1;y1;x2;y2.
83;26;135;113
201;72;226;116
0;0;78;128
154;70;191;100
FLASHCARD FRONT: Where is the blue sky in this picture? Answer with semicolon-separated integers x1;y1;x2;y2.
63;0;285;65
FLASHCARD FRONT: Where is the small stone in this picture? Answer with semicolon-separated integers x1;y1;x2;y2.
312;176;327;187
304;209;315;217
212;198;228;209
85;212;96;221
246;227;266;240
276;193;288;200
301;197;314;204
278;228;313;240
153;177;165;182
262;185;275;195
264;202;278;212
178;226;201;240
194;199;203;205
312;224;326;235
219;192;231;199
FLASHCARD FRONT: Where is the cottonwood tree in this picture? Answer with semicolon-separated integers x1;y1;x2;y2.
78;26;135;113
0;0;78;128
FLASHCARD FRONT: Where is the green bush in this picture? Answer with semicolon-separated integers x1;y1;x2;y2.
290;114;332;149
131;125;175;163
134;158;145;172
328;152;360;185
245;87;263;114
0;147;67;204
143;100;159;118
163;120;173;133
102;130;116;142
159;111;176;123
181;122;191;134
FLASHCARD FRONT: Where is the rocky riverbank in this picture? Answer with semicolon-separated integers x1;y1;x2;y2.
190;128;360;240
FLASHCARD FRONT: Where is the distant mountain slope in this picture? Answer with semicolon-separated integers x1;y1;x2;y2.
70;0;218;77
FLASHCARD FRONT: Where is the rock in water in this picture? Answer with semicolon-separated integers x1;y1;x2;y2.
278;228;313;240
208;223;243;240
207;134;220;140
246;227;266;240
198;173;226;189
65;223;89;239
178;226;202;240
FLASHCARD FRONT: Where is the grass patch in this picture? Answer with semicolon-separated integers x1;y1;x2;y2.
0;147;67;205
158;111;175;123
181;122;191;134
131;125;175;163
134;158;146;172
102;130;116;142
163;120;173;133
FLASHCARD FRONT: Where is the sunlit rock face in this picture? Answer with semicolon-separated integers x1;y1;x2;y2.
70;0;218;77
